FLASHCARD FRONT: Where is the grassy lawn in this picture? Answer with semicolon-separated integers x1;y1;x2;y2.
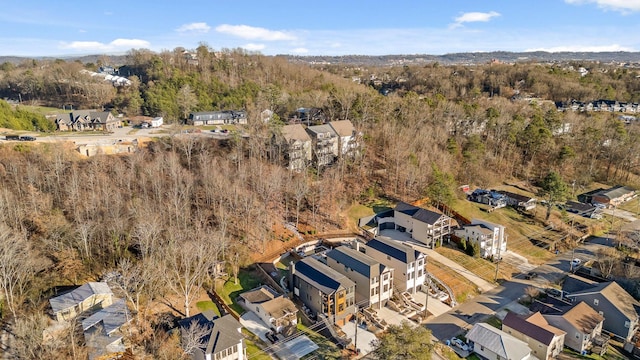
435;247;504;284
345;198;394;231
452;197;556;264
484;315;502;329
427;259;479;304
435;343;464;360
242;328;273;360
14;104;62;116
218;268;262;315
297;322;342;360
196;300;221;317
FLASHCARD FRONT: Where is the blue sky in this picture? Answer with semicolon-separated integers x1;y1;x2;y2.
1;0;640;57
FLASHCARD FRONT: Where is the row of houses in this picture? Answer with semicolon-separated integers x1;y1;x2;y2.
460;274;640;360
467;189;537;212
275;120;360;171
556;99;640;113
289;237;426;327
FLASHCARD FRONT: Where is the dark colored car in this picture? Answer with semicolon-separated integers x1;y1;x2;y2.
19;136;36;141
524;272;538;280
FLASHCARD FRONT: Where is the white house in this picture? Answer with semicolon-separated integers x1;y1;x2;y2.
387;202;452;248
454;219;506;259
360;236;425;294
466;323;534;360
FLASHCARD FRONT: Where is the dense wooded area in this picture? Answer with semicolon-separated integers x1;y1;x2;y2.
1;47;640;358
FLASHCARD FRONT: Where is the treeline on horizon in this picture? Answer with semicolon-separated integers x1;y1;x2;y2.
0;46;640;358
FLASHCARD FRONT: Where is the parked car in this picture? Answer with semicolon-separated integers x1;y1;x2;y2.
524;271;538;280
19;136;36;141
450;337;469;351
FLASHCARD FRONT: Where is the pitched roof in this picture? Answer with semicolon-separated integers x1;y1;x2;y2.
179;314;243;356
526;312;566;336
466;323;531;360
260;297;298;320
412;208;445;225
462;224;494;236
598;185;635;200
569;281;640;321
562;301;604;333
239;286;278;304
394;201;420;216
366;236;421;264
328;120;355;137
326;246;383;278
496;190;534;203
306;124;337;137
81;299;130;335
50;282;113;314
562;274;598;294
281;124;311;142
294;257;355;294
530;298;574;315
503;312;563;346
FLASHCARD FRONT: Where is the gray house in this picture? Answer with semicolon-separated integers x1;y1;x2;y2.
564;280;640;341
534;300;605;353
179;312;246;360
290;257;355;326
325;246;394;309
305;124;339;167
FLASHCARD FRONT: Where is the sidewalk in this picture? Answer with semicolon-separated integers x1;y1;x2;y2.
421;248;497;293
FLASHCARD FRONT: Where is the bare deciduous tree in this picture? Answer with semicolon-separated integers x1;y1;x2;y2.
180;319;211;356
0;225;37;318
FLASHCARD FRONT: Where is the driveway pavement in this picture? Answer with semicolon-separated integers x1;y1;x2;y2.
341;321;377;356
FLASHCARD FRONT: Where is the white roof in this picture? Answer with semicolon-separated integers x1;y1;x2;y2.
466;323;532;360
82;299;130;335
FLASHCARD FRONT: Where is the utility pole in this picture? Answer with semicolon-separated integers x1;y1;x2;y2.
354;305;359;355
494;233;504;282
423;272;430;320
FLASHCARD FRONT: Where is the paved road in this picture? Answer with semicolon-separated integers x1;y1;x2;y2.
425;237;610;342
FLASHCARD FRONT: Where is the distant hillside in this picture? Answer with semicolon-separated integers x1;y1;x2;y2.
4;51;640;67
2;51;640;67
284;51;640;66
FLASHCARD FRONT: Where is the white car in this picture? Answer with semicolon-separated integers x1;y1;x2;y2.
570;258;582;267
450;337;469;351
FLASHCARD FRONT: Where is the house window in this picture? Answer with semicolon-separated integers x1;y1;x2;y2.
576;332;580;339
384;284;389;292
593;299;599;306
625;321;631;328
383;274;389;281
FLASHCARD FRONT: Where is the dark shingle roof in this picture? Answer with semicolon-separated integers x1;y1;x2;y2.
496;190;534;203
562;274;598;294
326;246;380;278
294;257;354;294
366;237;420;264
412;208;444;225
503;312;555;346
599;185;635;200
394;201;420;216
179;313;243;356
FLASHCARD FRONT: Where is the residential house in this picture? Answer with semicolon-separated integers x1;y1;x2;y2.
55;111;120;132
179;312;246;360
564;280;640;341
361;236;425;294
306;124;339;167
502;312;565;359
289;257;356;326
187;111;247;126
325;245;394;309
564;201;601;219
238;286;298;336
467;189;507;209
390;202;452;248
290;107;325;125
534;300;605;353
82;299;131;360
465;323;534;360
454;219;507;259
328;120;359;158
577;186;636;209
276;124;312;172
49;282;114;322
496;190;537;211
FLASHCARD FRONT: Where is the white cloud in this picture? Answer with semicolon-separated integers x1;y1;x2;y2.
565;0;640;13
291;47;309;54
78;29;86;33
243;43;265;51
60;38;150;52
451;11;500;28
526;44;636;52
176;22;211;33
215;24;296;41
